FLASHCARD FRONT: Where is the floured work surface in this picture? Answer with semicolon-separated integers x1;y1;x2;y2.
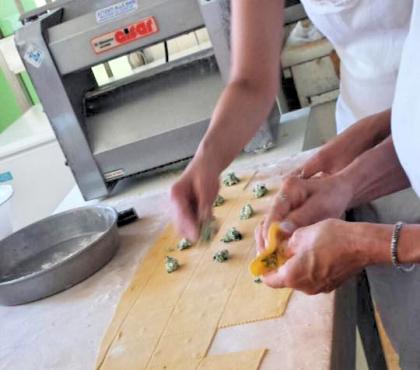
0;152;339;370
96;172;292;370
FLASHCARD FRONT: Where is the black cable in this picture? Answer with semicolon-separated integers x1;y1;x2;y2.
164;41;169;63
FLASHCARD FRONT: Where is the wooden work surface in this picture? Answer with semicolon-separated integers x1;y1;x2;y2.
0;152;356;370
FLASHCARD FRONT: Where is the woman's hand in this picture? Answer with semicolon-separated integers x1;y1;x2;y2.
262;219;381;294
293;110;391;179
255;174;353;252
170;158;219;242
256;110;392;249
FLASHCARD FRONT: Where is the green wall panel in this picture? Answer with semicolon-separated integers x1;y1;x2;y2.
20;71;39;104
21;0;37;12
0;1;20;37
0;0;38;35
0;68;22;133
0;0;39;133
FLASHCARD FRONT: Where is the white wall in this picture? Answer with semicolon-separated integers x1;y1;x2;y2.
0;104;77;230
1;140;76;231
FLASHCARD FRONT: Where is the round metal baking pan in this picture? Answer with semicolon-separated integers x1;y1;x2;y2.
0;205;119;306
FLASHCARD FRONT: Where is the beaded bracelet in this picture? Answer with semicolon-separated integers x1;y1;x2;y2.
391;222;415;273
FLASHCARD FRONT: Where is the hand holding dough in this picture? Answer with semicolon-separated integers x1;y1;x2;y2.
249;223;288;277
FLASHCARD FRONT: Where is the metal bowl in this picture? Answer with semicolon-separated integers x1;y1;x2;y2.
0;205;119;306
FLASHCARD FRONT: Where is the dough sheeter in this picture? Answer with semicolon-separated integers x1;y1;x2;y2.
15;0;289;200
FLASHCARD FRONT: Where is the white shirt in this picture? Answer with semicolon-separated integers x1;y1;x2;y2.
300;0;412;132
392;1;420;196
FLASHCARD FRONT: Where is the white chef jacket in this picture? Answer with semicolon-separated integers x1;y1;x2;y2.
392;2;420;197
300;0;412;132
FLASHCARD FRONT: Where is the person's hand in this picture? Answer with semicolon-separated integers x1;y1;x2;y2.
262;219;372;294
255;174;353;252
170;159;220;242
292;110;391;179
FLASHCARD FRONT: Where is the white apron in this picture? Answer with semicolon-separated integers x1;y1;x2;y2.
300;0;412;132
393;2;420;197
300;2;420;369
385;5;420;367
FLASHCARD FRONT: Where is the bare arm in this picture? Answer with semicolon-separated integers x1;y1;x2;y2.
262;219;420;294
196;0;284;172
260;142;420;292
356;222;420;266
298;109;392;178
258;109;394;244
339;136;410;207
171;0;285;240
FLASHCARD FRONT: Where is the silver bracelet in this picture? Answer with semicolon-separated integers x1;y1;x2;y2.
391;221;415;273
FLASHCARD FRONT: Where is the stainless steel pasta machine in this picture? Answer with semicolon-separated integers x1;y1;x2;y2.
15;0;302;200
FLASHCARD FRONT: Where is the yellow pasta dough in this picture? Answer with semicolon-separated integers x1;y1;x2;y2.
220;248;293;327
249;223;288;277
96;174;291;370
198;349;267;370
101;336;159;370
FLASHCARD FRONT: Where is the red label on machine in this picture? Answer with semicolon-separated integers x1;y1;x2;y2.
91;16;159;54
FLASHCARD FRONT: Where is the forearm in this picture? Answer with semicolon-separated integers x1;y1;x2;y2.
300;108;392;177
195;81;277;172
338;109;391;153
355;222;420;265
190;0;284;174
361;108;391;145
339;136;410;207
